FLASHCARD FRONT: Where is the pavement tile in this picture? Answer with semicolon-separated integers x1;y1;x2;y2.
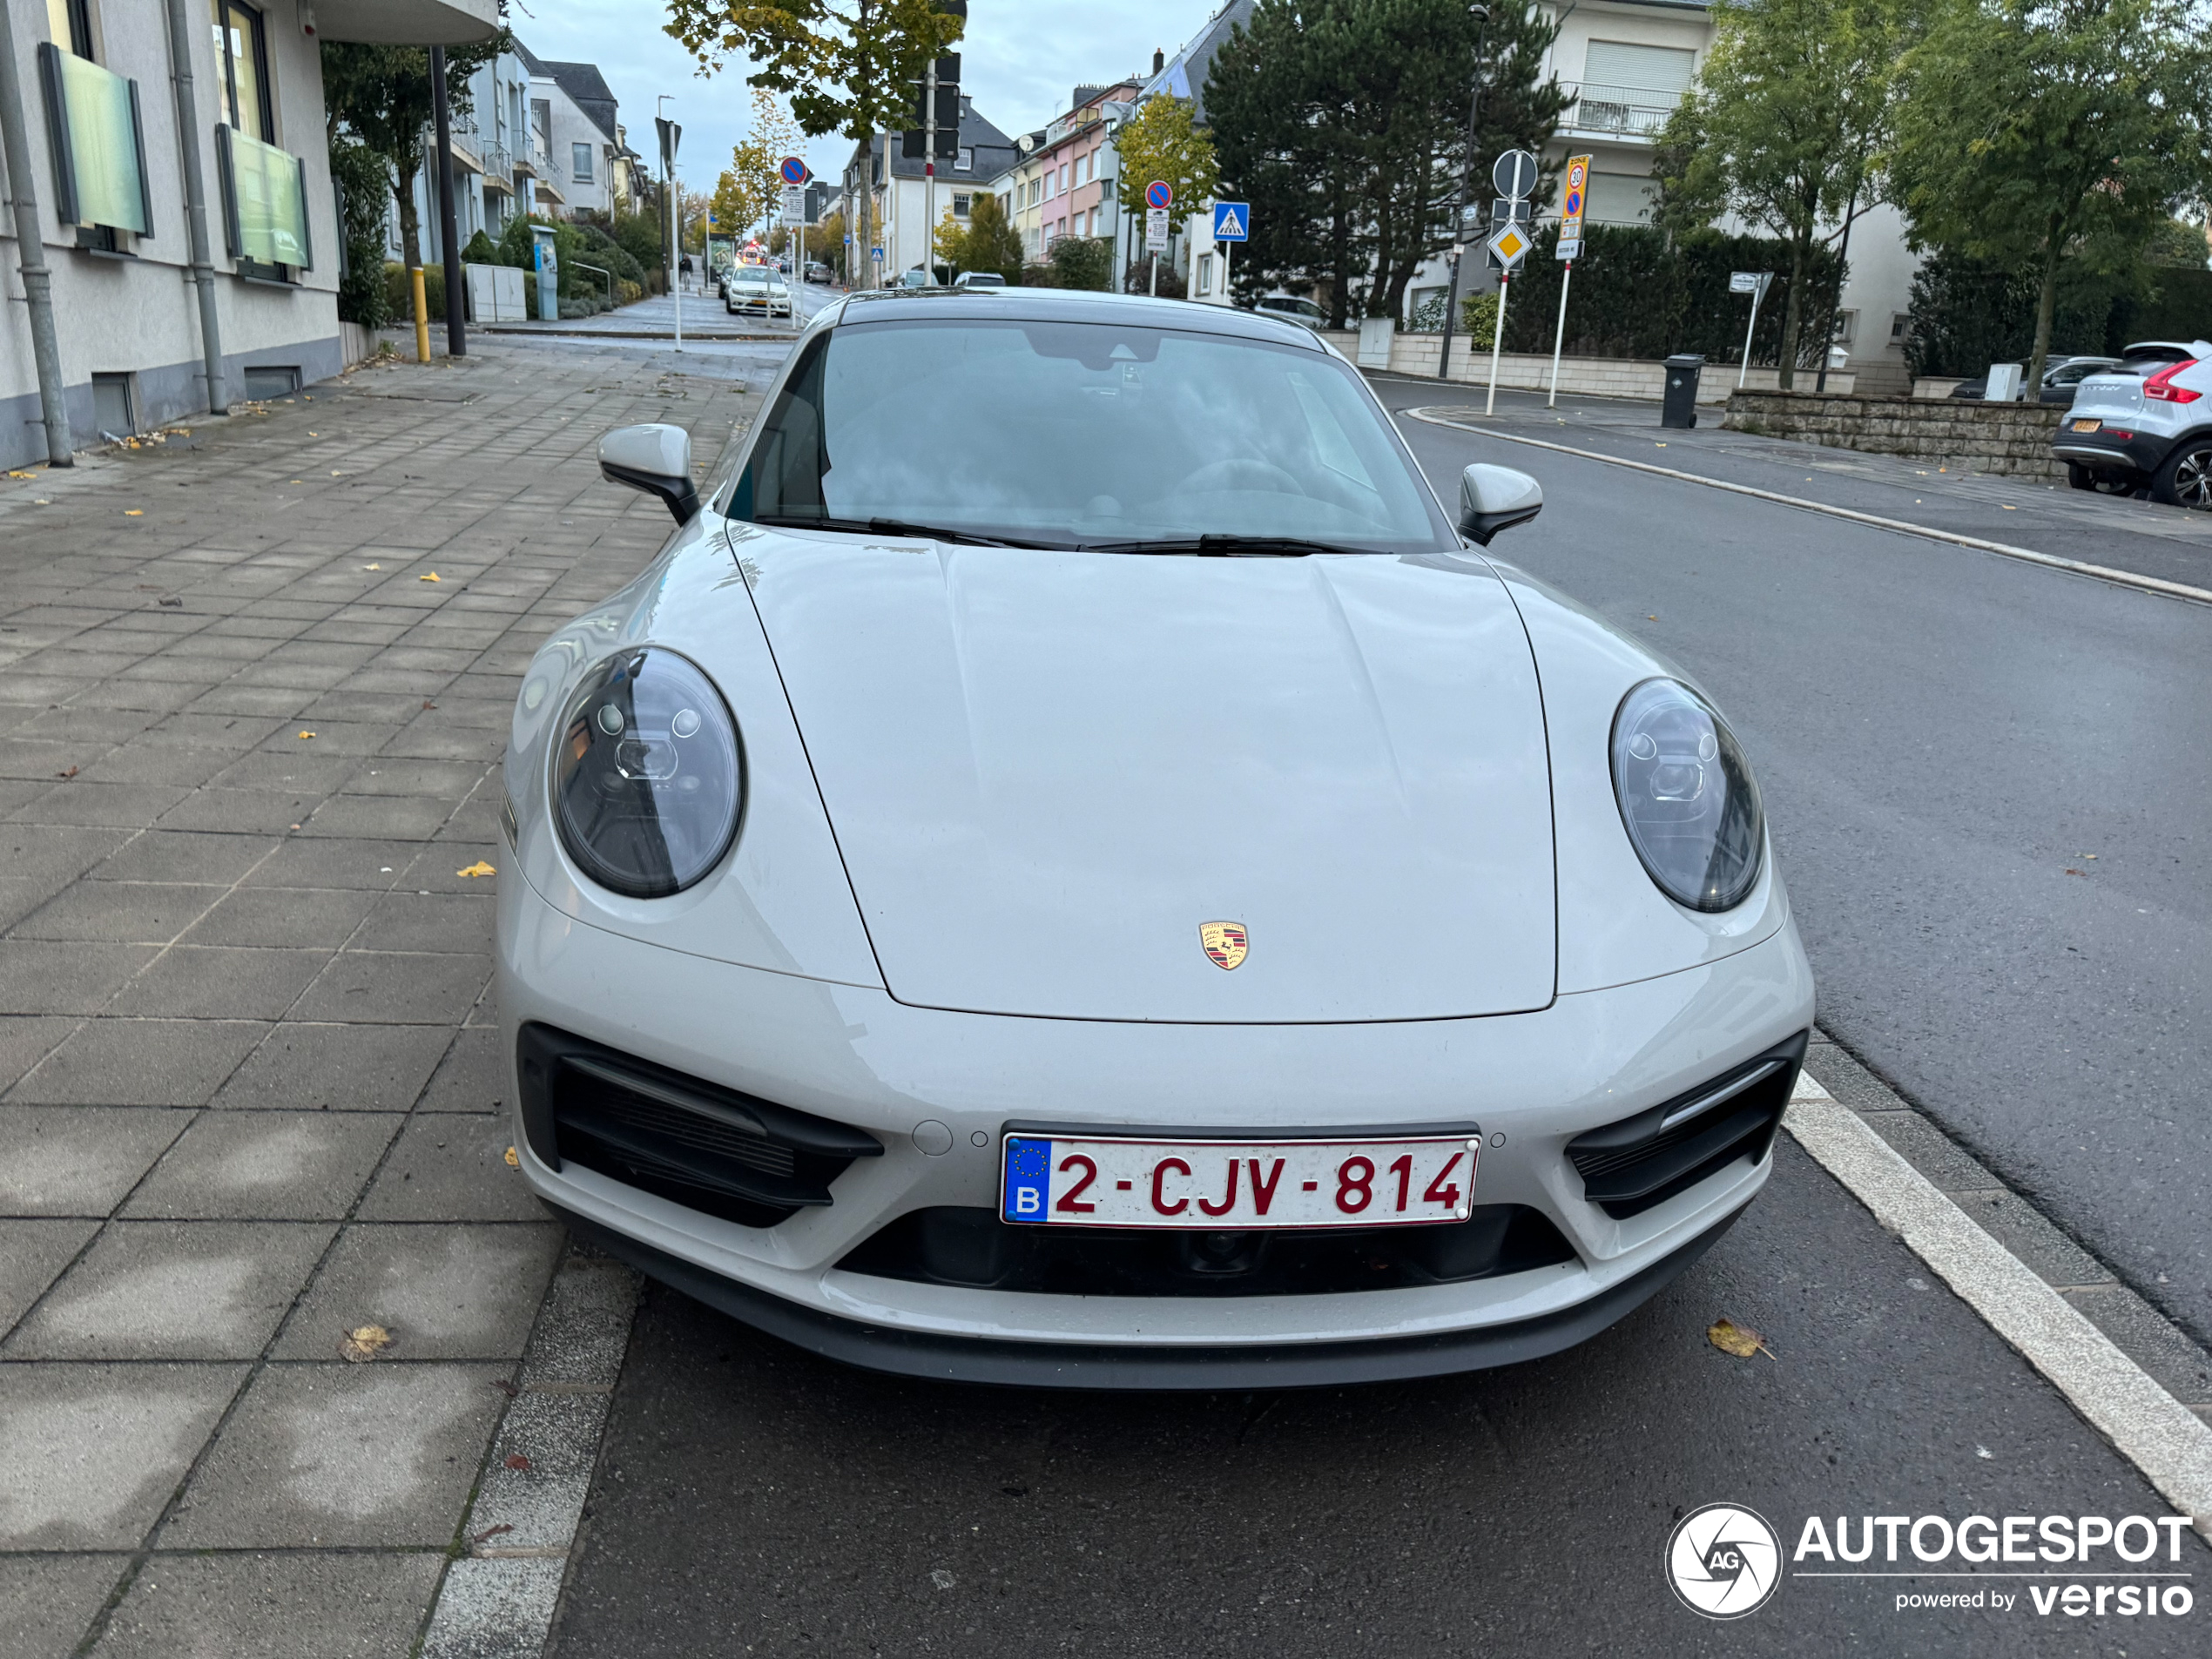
0;1554;130;1659
1;824;132;887
163;1362;508;1548
185;684;320;718
208;749;363;793
106;945;329;1021
298;793;454;840
9;882;226;944
418;1555;563;1659
434;799;503;845
468;1389;609;1551
7;1018;269;1105
257;721;400;757
241;838;409;890
138;712;284;752
155;788;327;835
5;781;188;827
0;1106;190;1214
274;1223;565;1361
2060;1285;2212;1406
517;1258;638;1391
0;1217;102;1329
1955;1189;2115;1291
0;1361;246;1548
181;886;381;948
1860;1109;1999;1193
91;1550;445;1659
291;951;490;1025
0;941;160;1014
358;1116;544;1223
4;1220;334;1359
124;1110;402;1220
341;758;491;799
212;1022;452;1111
89;830;280;887
400;845;505;894
354;892;494;955
0;1014;78;1089
416;1026;505;1115
305;689;447;724
379;724;504;762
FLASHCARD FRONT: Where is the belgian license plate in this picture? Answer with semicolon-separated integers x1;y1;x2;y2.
1000;1134;1477;1229
2072;418;2102;433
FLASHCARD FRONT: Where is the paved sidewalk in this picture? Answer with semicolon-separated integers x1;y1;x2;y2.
0;341;759;1657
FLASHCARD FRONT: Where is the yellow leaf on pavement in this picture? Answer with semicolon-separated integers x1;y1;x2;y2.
421;571;442;582
504;1145;520;1168
340;1324;394;1363
125;509;143;516
1708;1317;1775;1359
457;860;496;878
297;731;316;739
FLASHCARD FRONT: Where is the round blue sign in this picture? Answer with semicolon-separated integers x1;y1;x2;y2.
1144;179;1172;210
779;155;808;185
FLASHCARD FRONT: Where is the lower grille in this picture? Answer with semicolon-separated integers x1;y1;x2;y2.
1566;1033;1808;1219
836;1204;1576;1297
516;1024;880;1228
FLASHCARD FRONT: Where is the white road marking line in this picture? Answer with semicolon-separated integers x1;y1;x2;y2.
1784;1072;2212;1542
1400;408;2212;608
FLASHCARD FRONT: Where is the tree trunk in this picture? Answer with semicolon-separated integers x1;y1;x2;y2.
396;157;423;271
2027;217;2062;395
1777;230;1809;392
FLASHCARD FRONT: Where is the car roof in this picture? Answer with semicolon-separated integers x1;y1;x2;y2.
828;286;1325;347
2119;341;2209;359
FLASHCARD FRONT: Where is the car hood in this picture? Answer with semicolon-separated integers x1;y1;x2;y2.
735;532;1556;1022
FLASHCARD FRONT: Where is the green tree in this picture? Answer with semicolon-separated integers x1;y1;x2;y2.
1889;0;2212;390
664;0;965;286
328;136;394;327
712;87;803;246
1655;0;1904;387
321;38;503;276
948;190;1022;282
1113;94;1220;226
1049;236;1114;291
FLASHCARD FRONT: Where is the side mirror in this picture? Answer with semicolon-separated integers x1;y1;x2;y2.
598;424;699;524
1457;463;1542;546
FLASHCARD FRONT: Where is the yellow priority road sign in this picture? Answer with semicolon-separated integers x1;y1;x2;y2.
1487;221;1532;269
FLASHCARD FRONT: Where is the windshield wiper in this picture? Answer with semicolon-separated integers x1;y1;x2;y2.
752;515;1055;550
1076;534;1363;556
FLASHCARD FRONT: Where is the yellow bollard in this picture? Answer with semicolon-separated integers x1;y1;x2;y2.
411;265;430;363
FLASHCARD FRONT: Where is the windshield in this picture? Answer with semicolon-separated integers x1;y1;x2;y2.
726;317;1452;550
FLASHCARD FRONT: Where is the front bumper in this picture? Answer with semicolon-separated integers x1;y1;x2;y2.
497;874;1814;1386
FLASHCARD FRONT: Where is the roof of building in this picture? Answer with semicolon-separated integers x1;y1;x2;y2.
845;97;1019;189
510;39;619;142
1138;0;1258;124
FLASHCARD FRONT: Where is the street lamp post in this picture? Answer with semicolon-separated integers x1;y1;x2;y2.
1437;3;1492;382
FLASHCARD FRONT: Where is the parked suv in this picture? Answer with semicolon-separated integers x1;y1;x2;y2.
2050;341;2212;504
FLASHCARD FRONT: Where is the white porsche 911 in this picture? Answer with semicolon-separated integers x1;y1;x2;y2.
496;287;1813;1387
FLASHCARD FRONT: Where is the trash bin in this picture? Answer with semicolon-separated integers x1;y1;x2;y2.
1662;353;1704;428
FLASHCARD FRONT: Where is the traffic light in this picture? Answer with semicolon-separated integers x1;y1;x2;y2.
901;54;961;160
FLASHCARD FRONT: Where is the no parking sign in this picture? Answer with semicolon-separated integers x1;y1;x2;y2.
1558;153;1590;261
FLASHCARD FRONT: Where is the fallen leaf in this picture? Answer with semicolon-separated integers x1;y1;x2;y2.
421;699;436;710
1708;1317;1775;1359
57;765;78;778
457;860;497;878
298;731;316;739
6;469;33;479
364;563;381;570
340;1324;394;1363
490;1377;520;1398
504;1145;520;1168
124;509;143;516
421;571;442;583
472;1522;515;1543
504;1453;532;1472
2065;868;2085;876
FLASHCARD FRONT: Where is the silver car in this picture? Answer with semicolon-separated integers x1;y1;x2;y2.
500;288;1813;1387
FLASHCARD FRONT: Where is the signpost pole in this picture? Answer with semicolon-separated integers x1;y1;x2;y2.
1486;273;1510;415
1548;261;1572;408
1738;282;1763;388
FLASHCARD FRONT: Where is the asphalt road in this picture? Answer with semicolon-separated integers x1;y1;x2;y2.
540;373;2212;1656
1379;381;2212;1349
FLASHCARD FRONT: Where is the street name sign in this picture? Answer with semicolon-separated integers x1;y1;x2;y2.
1212;201;1249;242
1730;271;1775;299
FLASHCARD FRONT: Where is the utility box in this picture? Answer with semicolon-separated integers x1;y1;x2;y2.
464;263;529;323
1357;316;1395;369
1662;353;1704;428
1983;362;2025;403
529;226;560;321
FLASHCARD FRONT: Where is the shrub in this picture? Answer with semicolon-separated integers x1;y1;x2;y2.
330;138;393;328
1461;290;1500;342
381;260;444;327
1048;236;1114;292
461;228;498;264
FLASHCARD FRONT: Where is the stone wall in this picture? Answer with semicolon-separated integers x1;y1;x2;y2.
1722;390;2068;479
1318;332;1855;401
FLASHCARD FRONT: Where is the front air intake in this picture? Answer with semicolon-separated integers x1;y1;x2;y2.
1566;1033;1808;1220
516;1024;880;1228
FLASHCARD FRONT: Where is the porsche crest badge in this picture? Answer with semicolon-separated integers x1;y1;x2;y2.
1199;921;1249;971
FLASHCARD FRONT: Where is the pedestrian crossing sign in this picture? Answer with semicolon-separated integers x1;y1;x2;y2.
1212;201;1250;242
1487;222;1531;269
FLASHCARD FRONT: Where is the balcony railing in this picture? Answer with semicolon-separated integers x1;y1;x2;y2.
216;125;312;268
1557;80;1686;140
37;44;151;234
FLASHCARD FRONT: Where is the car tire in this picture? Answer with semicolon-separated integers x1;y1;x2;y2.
2150;439;2212;510
2067;462;2140;495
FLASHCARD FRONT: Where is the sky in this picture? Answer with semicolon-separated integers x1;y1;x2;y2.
509;0;1211;192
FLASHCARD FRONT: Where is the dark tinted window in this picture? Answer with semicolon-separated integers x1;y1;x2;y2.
729;317;1448;549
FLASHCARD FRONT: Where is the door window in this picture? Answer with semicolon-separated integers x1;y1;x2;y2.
211;0;272;139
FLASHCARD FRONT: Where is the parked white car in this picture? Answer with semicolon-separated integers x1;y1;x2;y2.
2050;340;2212;502
501;288;1813;1387
725;265;792;319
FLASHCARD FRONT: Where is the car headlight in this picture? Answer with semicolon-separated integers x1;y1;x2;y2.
553;648;742;898
1609;678;1764;913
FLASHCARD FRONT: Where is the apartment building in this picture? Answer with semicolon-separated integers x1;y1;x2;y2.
840;94;1017;282
0;0;497;469
1014;80;1138;263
